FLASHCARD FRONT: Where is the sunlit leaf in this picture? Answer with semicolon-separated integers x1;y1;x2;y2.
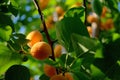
0;26;12;41
65;7;85;22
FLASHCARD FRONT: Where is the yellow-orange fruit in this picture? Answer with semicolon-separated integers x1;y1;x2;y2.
100;19;114;30
44;64;57;77
87;15;98;23
38;0;50;10
54;44;62;58
55;6;65;17
101;6;107;17
30;42;52;60
50;75;67;80
26;30;43;47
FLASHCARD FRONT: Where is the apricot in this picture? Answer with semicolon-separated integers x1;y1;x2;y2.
54;44;62;58
55;6;65;17
26;30;43;47
101;6;107;17
38;0;50;10
100;19;114;30
87;15;98;23
64;72;74;80
50;75;67;80
44;64;57;77
30;42;52;60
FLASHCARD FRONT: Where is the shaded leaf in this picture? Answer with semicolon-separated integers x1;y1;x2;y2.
5;65;30;80
71;33;99;56
91;0;103;16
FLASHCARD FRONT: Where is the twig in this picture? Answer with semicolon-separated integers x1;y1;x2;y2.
33;0;55;61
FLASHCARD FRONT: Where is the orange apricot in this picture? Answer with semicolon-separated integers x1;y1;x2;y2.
38;0;50;10
87;15;98;23
55;6;65;17
44;64;57;77
101;6;107;17
50;75;67;80
59;72;74;80
30;42;52;60
26;30;43;47
54;44;62;58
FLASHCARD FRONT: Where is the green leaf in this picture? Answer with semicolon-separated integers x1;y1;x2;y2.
5;65;30;80
39;74;49;80
91;64;106;79
8;2;19;16
65;7;85;22
0;13;14;31
0;26;12;41
91;0;103;16
71;33;99;56
72;71;90;80
56;17;89;52
0;43;22;75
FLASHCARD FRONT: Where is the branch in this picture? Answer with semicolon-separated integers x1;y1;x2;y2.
83;0;87;25
33;0;55;61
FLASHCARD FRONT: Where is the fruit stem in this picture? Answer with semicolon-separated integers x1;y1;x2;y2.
33;0;55;61
83;0;87;25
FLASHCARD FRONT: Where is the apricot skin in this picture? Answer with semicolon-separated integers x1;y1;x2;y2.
38;0;50;10
50;75;67;80
54;44;62;58
44;64;57;77
30;42;52;60
26;30;43;47
64;72;74;80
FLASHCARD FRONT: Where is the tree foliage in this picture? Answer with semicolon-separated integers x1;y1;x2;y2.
0;0;120;80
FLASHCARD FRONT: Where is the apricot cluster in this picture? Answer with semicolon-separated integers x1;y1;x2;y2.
26;30;52;60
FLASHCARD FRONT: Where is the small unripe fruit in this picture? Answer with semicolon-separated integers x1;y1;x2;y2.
44;64;57;77
50;75;67;80
26;30;43;47
54;44;62;58
30;42;52;60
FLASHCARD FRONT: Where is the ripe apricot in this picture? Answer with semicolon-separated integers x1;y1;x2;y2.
55;6;65;17
44;64;57;77
54;44;62;58
101;6;107;17
38;0;50;10
87;15;98;23
30;42;52;60
26;30;43;47
50;75;67;80
100;19;114;30
64;72;74;80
